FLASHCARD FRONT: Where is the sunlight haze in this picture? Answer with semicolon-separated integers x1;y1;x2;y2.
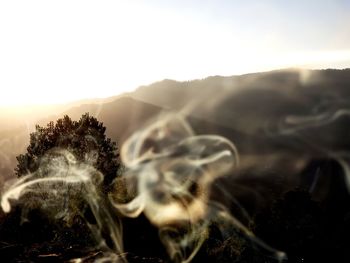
0;0;349;106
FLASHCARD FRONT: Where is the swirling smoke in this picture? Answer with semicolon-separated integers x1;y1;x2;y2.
0;113;285;263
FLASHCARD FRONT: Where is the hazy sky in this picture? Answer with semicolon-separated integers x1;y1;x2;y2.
0;0;349;106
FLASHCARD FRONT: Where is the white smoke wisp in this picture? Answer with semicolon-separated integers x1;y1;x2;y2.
111;114;285;263
0;148;126;263
279;109;350;135
272;105;350;194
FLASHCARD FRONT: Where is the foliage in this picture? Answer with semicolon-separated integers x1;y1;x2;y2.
0;114;123;261
15;113;121;188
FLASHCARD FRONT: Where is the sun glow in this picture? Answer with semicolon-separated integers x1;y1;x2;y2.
0;0;349;106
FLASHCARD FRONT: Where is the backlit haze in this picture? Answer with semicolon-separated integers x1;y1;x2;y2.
1;0;350;106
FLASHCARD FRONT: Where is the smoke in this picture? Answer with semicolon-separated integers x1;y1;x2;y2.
115;114;288;262
0;113;286;262
3;69;350;262
278;108;350;136
268;100;350;193
112;115;241;262
1;148;126;262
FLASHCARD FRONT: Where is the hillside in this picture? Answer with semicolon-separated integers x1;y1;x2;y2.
2;68;350;185
2;68;350;262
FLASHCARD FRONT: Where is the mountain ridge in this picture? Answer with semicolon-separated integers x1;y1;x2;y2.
1;68;350;185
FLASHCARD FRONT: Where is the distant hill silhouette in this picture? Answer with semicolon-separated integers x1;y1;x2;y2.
61;96;165;143
0;96;163;183
133;69;350;134
0;94;128;133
